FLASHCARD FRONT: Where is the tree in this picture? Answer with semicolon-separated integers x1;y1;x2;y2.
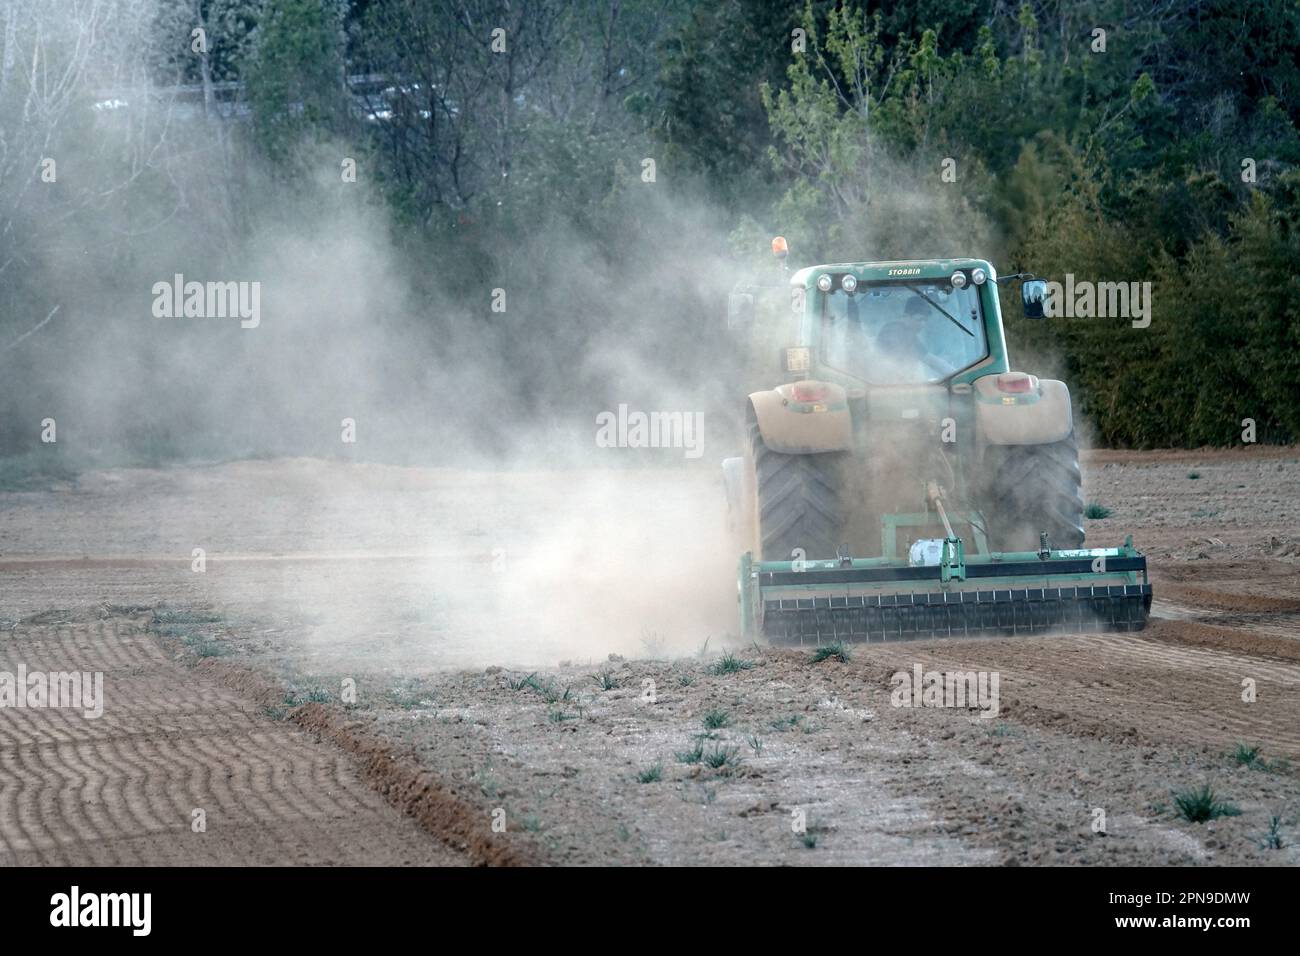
242;0;351;161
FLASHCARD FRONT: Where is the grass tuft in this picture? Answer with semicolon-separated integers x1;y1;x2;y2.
1232;743;1261;767
674;740;705;764
710;652;755;675
636;763;663;784
286;689;332;706
540;682;572;705
1172;784;1240;823
1256;816;1288;850
702;744;740;769
1229;743;1290;773
639;629;667;659
1084;502;1112;519
507;672;541;692
702;708;732;729
810;642;850;663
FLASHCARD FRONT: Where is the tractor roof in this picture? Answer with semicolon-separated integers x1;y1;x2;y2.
790;257;994;286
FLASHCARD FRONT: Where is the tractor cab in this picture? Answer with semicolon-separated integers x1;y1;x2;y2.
815;272;989;386
787;258;1008;391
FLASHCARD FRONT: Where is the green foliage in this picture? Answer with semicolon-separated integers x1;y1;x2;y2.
507;673;543;692
653;0;792;202
1232;744;1262;767
701;744;740;769
702;708;732;729
1172;785;1241;823
4;0;1298;470
1230;743;1290;773
242;0;351;161
751;0;1300;445
709;652;756;675
674;739;705;764
1256;816;1288;850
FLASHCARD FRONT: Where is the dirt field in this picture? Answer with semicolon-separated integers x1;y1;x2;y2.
1;447;1298;865
0;609;464;865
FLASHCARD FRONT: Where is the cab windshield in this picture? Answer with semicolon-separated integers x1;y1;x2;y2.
820;280;988;385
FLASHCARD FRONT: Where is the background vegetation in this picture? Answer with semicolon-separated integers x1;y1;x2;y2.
2;0;1297;470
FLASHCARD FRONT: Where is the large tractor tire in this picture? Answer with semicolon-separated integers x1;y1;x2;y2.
983;433;1085;552
748;420;846;561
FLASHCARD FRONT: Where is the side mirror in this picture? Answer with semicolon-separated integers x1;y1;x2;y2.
727;292;755;330
1021;279;1049;319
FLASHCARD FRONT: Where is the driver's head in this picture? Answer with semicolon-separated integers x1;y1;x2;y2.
877;295;929;349
904;295;932;318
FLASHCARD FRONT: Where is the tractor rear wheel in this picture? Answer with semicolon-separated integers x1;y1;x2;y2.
748;421;846;561
983;434;1085;552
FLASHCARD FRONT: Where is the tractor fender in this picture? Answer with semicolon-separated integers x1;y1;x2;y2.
973;374;1073;445
748;381;853;454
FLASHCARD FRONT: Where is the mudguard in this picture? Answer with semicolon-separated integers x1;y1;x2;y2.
973;374;1073;445
748;381;853;454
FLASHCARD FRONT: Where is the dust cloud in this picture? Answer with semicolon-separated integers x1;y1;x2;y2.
0;1;1005;668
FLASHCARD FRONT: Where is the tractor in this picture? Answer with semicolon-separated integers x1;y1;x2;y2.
722;238;1151;643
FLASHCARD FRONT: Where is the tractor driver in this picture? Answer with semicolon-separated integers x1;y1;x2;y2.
874;294;950;382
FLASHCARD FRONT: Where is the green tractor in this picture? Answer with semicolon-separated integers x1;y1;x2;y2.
722;238;1151;644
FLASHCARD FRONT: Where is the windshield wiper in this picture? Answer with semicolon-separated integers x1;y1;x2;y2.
904;284;975;338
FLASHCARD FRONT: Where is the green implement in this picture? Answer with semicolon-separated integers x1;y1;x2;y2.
740;537;1151;644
